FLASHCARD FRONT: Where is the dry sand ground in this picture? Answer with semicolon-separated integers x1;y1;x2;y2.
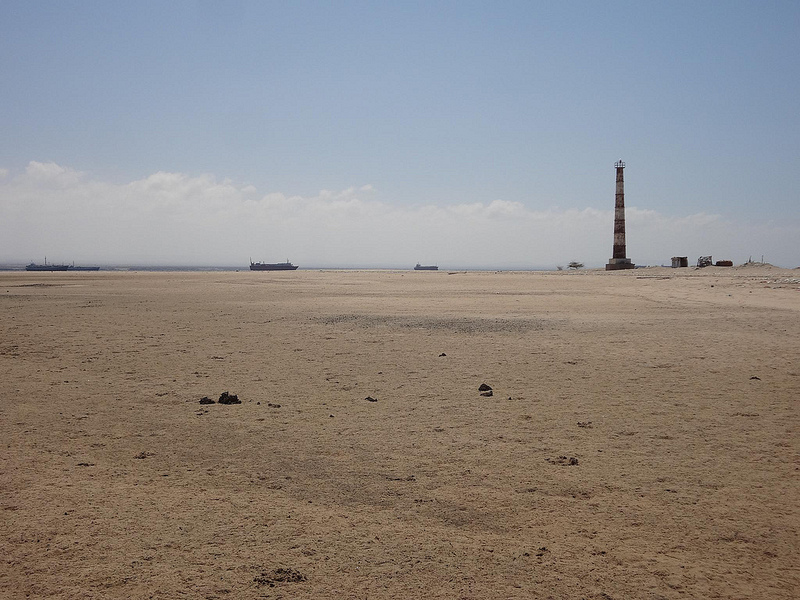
1;266;798;599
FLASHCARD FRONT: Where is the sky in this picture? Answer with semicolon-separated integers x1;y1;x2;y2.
1;0;798;268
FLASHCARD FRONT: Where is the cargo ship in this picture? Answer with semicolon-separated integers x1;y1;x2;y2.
250;259;299;271
414;263;438;271
26;259;69;271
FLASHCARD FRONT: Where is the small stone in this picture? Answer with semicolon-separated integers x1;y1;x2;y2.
439;353;446;357
199;397;215;405
253;567;307;586
365;396;378;402
218;391;241;405
546;455;579;466
478;383;492;392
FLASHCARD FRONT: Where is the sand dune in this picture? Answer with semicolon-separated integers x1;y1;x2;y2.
2;266;798;599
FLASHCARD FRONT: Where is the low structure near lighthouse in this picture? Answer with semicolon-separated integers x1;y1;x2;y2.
606;159;635;270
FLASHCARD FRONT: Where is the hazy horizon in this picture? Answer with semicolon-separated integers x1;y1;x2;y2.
2;2;798;268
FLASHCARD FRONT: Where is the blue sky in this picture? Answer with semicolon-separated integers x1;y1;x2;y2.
1;1;798;267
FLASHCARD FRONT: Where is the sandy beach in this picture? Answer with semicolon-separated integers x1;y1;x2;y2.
1;266;798;599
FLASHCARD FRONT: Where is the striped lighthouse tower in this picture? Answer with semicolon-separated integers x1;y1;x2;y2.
605;159;635;270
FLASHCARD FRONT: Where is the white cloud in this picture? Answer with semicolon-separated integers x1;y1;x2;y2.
20;161;85;188
0;161;797;268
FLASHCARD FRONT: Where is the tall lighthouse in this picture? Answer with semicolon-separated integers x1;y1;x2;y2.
605;159;635;270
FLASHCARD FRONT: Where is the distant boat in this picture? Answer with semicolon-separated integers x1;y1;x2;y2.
414;263;438;271
250;259;299;271
26;258;69;271
68;265;100;271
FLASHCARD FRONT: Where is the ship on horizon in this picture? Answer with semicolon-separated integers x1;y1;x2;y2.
414;263;438;271
26;257;69;271
25;259;100;271
26;262;69;272
250;259;299;271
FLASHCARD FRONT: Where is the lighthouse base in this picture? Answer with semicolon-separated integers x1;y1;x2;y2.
606;258;635;271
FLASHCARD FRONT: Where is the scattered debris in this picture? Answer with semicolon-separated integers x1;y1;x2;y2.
267;403;281;408
697;256;713;268
546;456;579;466
218;391;241;405
386;474;416;481
478;383;492;392
76;462;95;467
577;421;593;428
134;452;154;459
253;567;307;586
365;396;378;402
199;397;215;404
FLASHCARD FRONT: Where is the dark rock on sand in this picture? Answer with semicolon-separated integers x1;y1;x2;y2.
218;391;241;405
365;396;378;402
546;456;579;466
478;383;492;392
480;390;493;397
199;397;215;404
254;567;307;586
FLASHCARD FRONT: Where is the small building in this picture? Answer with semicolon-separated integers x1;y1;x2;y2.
671;256;688;268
